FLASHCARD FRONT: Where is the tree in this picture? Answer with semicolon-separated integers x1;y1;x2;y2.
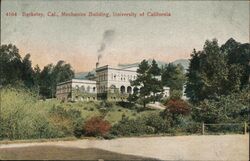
0;44;23;85
130;60;151;108
39;61;75;98
148;59;163;102
39;64;54;98
162;63;186;93
221;38;250;89
130;59;163;108
186;38;249;103
51;60;75;97
21;54;35;88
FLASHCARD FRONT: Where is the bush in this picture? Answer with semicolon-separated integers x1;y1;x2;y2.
84;116;111;137
99;101;114;108
192;91;249;124
110;113;169;137
163;99;190;126
116;101;135;110
0;87;65;140
140;113;170;133
111;117;152;136
49;106;83;137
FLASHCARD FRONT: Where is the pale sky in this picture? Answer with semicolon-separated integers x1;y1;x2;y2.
1;0;249;72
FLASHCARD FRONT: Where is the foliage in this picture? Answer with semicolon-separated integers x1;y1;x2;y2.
164;99;190;116
191;90;250;124
48;105;83;137
0;44;75;99
162;63;186;92
129;59;163;108
185;38;250;103
140;113;170;133
0;44;33;86
111;113;170;136
169;90;183;100
111;117;153;136
0;87;61;140
84;116;111;137
39;61;75;98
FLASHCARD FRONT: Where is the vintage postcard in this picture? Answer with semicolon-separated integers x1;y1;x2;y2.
0;0;249;160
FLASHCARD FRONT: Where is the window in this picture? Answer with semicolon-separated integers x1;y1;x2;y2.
120;86;125;94
93;87;96;92
110;85;116;93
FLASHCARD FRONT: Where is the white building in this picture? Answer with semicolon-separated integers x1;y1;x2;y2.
56;64;170;101
56;79;97;101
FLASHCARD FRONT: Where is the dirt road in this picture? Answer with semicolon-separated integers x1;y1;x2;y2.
0;134;249;160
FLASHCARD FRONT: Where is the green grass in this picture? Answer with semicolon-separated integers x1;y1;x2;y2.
43;100;160;124
0;88;161;140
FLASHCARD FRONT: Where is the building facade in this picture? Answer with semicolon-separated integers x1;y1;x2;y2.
56;79;97;101
56;64;170;101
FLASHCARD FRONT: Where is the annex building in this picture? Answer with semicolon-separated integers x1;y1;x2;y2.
56;64;170;102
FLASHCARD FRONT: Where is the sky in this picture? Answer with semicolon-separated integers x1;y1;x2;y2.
1;0;249;72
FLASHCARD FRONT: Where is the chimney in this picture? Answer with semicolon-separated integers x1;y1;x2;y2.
96;62;99;69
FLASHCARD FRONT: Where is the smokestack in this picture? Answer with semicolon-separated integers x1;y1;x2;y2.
96;62;99;68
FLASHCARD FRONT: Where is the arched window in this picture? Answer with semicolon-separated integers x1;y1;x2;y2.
120;86;125;94
127;86;132;94
87;86;90;92
80;86;85;92
110;85;116;93
93;87;96;92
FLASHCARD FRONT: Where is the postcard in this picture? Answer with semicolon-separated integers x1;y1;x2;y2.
0;0;249;160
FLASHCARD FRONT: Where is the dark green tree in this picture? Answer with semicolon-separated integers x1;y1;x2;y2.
162;63;186;93
130;59;163;107
221;38;250;89
39;61;74;98
186;39;229;102
186;38;249;103
51;60;75;97
21;54;35;88
130;60;151;108
0;44;23;85
39;64;54;98
148;59;163;102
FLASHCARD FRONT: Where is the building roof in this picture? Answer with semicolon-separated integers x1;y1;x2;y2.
57;78;96;85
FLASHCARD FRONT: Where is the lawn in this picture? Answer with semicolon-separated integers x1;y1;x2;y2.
50;100;161;124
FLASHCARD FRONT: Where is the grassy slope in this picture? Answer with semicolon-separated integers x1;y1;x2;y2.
36;99;160;125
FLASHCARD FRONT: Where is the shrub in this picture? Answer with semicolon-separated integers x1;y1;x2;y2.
99;101;114;108
140;113;170;133
111;117;154;136
84;116;111;137
116;101;135;109
49;106;83;137
163;99;190;124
